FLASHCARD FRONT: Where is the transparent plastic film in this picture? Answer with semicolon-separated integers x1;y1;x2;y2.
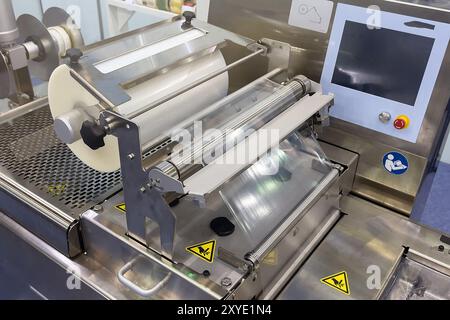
219;129;332;248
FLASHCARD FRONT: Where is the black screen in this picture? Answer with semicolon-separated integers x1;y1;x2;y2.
332;21;435;106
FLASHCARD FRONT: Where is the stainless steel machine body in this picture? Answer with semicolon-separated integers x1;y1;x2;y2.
0;11;339;299
0;0;450;301
209;0;450;216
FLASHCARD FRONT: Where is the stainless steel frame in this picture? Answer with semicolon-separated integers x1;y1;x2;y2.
208;0;450;216
278;195;450;300
1;2;450;301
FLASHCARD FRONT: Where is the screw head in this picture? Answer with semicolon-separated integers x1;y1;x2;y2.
93;205;103;212
438;245;445;252
221;277;232;287
128;153;135;160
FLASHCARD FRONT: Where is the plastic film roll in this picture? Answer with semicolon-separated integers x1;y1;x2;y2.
48;51;229;172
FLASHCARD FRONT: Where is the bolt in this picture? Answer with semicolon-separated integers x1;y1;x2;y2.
93;205;103;212
128;153;135;160
140;186;146;193
221;277;232;287
182;11;196;29
65;48;83;65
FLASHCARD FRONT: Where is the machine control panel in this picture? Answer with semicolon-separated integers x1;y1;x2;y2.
321;4;450;143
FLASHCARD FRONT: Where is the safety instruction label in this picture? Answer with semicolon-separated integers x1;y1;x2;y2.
115;203;126;214
289;0;334;33
186;240;216;263
263;250;278;266
383;152;409;175
320;271;350;295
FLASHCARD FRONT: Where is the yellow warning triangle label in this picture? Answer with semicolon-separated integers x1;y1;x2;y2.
320;271;350;295
263;250;278;266
115;203;126;214
186;240;216;263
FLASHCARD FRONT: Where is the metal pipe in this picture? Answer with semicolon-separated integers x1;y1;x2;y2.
125;48;266;120
0;96;48;124
0;0;19;46
158;76;311;180
22;41;40;60
246;169;340;268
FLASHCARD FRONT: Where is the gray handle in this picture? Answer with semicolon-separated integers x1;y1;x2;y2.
117;257;171;298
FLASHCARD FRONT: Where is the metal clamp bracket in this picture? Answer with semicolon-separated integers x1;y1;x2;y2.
100;111;177;259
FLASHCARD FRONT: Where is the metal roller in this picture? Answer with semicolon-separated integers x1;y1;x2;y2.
159;75;312;180
16;8;85;81
43;7;84;50
16;14;60;81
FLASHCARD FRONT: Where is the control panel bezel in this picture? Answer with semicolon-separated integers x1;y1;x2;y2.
321;3;450;143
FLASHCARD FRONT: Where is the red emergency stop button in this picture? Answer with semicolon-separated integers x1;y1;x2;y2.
394;115;410;130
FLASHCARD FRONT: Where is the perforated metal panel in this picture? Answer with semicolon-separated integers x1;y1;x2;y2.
0;106;122;217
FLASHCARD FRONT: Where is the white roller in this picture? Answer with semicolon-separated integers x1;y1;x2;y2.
48;26;72;57
48;51;229;173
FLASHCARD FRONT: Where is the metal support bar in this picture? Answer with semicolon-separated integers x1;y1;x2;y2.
262;209;342;300
100;111;176;259
246;170;340;269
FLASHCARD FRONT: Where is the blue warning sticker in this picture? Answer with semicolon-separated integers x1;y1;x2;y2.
383;152;409;175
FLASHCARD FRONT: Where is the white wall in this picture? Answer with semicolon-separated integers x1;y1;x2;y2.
98;0;164;39
12;0;43;19
41;0;102;44
11;0;212;44
11;0;103;44
196;0;210;21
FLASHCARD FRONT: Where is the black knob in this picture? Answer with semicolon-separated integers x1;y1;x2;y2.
210;217;235;237
80;121;106;150
182;11;196;29
65;48;83;65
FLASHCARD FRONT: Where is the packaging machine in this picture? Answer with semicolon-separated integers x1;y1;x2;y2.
0;0;450;300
